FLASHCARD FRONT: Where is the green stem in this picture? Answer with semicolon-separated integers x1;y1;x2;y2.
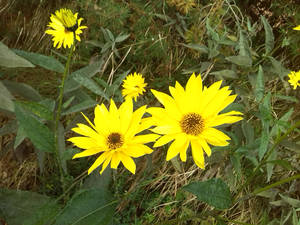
54;45;75;193
252;174;300;196
235;119;300;198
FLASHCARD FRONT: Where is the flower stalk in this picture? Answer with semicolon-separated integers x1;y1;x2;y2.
54;45;74;191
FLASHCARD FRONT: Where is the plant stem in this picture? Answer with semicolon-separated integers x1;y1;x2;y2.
235;119;300;198
54;45;75;194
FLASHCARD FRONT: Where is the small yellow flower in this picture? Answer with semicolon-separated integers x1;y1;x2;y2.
68;99;158;175
122;72;147;101
147;73;243;169
45;8;87;49
293;25;300;31
288;70;300;90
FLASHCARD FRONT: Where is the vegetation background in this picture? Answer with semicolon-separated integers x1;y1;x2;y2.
0;0;300;224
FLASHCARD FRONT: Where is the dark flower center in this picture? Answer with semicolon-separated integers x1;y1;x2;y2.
65;22;78;32
180;113;204;136
107;132;123;149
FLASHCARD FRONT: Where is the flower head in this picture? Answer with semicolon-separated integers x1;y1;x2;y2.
68;99;158;174
293;25;300;31
287;70;300;89
122;72;147;101
45;8;87;49
147;73;243;169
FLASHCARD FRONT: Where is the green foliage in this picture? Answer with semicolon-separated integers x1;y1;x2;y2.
183;178;232;210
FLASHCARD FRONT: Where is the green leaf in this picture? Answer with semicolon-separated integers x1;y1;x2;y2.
225;55;252;67
241;121;254;145
62;99;97;115
268;57;289;80
2;80;42;101
14;126;26;149
53;188;116;225
270;108;293;137
0;81;15;113
71;73;109;100
279;194;300;208
255;65;265;102
0;189;60;225
266;159;292;170
238;29;251;58
115;33;130;43
17;101;53;121
57;122;68;174
261;16;274;55
64;60;104;93
206;19;220;41
14;102;55;153
183;178;232;210
210;69;238;79
13;49;64;73
0;42;34;68
182;43;208;53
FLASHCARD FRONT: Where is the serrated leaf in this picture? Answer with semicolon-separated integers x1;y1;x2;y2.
14;102;55;153
210;69;238;79
2;80;42;101
0;81;15;112
183;178;232;210
225;55;252;67
64;60;104;93
0;189;59;225
62;99;97;115
17;101;53;121
13;49;64;73
53;188;116;225
0;42;34;68
261;16;274;55
255;65;265;102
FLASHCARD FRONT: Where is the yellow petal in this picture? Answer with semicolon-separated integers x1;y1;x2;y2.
100;153;113;174
124;144;153;157
68;137;97;149
73;147;104;159
88;152;109;174
126;105;147;138
120;152;136;174
191;139;205;169
119;99;133;134
201;128;230;146
166;134;188;161
153;133;179;147
111;151;121;169
179;139;189;162
131;134;159;144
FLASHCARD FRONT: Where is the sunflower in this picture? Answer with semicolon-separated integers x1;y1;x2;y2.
122;72;147;101
147;73;243;169
45;8;87;49
68;99;158;174
293;25;300;31
287;70;300;90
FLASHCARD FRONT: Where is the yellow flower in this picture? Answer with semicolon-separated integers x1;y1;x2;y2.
45;8;87;49
122;72;147;101
68;99;159;174
287;70;300;90
293;25;300;31
147;73;243;169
